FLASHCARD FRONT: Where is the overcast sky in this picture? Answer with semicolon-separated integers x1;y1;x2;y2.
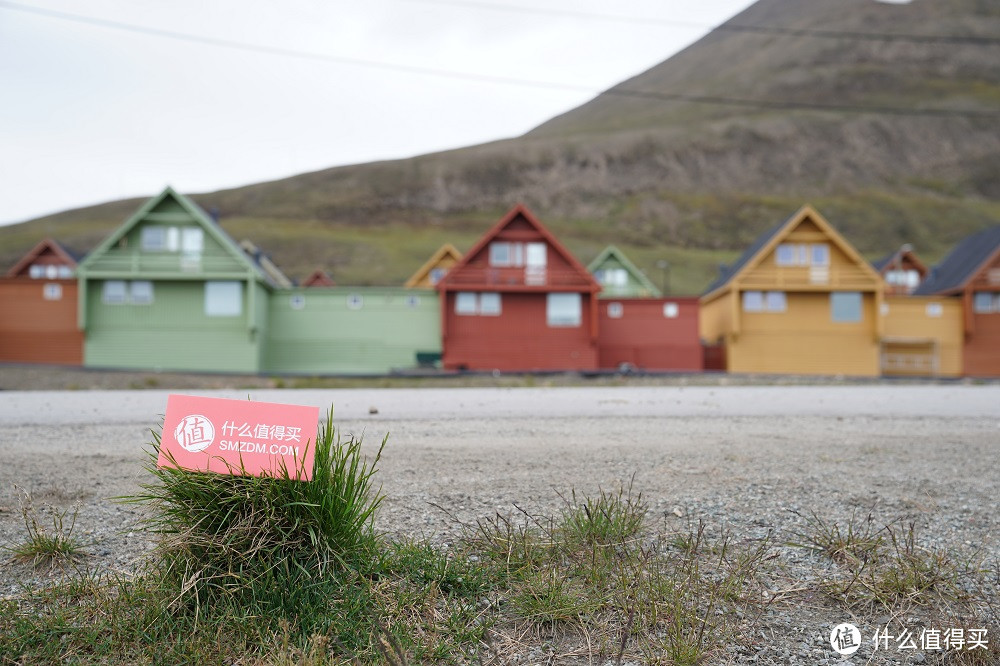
0;0;757;226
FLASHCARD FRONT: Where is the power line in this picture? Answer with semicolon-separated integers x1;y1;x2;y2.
3;0;999;120
401;0;1000;45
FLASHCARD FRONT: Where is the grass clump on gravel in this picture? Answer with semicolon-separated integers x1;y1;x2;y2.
4;492;87;570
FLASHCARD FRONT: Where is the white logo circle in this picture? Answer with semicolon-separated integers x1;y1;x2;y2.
174;414;215;453
830;623;862;655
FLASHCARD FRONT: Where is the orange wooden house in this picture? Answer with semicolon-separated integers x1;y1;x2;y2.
0;238;84;365
700;206;884;376
914;226;1000;377
405;243;462;288
436;205;600;371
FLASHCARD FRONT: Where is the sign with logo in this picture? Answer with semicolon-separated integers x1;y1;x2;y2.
159;394;320;481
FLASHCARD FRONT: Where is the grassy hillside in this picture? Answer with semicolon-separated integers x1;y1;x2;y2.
2;0;999;293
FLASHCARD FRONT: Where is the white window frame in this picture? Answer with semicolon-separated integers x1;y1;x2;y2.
455;292;478;315
607;302;624;319
290;294;306;310
130;280;154;305
43;283;62;301
811;244;830;266
742;291;764;312
489;242;512;267
102;280;127;304
765;291;787;312
141;226;167;252
663;302;679;318
346;293;363;310
973;292;995;314
546;293;582;327
775;244;796;266
831;292;863;323
479;292;501;316
205;281;242;317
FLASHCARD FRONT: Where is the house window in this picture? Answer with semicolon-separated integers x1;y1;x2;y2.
743;291;786;312
29;264;43;278
102;281;127;304
347;294;363;310
663;302;679;318
57;265;73;278
489;242;529;267
130;281;154;305
886;269;920;289
455;292;478;315
290;294;305;310
742;291;764;312
181;227;204;254
831;292;863;322
973;292;999;314
405;294;420;308
608;302;624;319
925;303;943;318
455;292;501;316
776;243;828;266
765;291;787;312
479;292;501;315
547;293;581;327
205;281;242;316
43;283;62;301
429;268;446;285
597;268;628;287
141;226;168;251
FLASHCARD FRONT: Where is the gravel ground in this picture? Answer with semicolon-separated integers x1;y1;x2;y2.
1;382;998;664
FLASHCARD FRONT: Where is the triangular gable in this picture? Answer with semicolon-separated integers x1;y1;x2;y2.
404;243;462;288
702;205;881;300
302;269;336;287
872;245;928;277
587;245;662;297
438;204;599;292
6;238;79;277
914;226;1000;296
78;186;266;282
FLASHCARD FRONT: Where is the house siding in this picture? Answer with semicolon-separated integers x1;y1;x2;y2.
263;288;440;374
597;298;701;371
727;292;879;376
0;279;82;365
442;291;597;371
881;297;962;377
83;279;261;373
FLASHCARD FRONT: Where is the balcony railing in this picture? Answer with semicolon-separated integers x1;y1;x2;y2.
445;267;592;288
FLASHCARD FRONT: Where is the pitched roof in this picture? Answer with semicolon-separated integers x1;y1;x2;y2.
301;269;336;287
914;226;1000;295
702;219;787;296
587;245;662;297
437;204;599;292
79;186;278;286
872;244;927;275
404;243;462;288
5;237;81;277
701;205;880;299
238;240;293;288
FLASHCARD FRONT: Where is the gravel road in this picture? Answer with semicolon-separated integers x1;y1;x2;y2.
2;385;998;664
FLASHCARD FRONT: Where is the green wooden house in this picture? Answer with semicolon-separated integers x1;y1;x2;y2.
263;286;441;374
588;246;662;298
77;186;284;373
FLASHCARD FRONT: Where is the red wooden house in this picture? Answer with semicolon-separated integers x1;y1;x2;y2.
436;205;600;371
0;238;83;365
596;297;703;371
914;226;1000;376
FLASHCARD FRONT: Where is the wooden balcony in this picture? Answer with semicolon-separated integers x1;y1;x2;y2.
445;266;593;290
737;266;877;291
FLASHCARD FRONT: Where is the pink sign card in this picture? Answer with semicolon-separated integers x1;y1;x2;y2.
158;394;320;481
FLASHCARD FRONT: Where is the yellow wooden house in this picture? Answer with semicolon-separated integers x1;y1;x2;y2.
700;205;884;376
404;243;463;288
